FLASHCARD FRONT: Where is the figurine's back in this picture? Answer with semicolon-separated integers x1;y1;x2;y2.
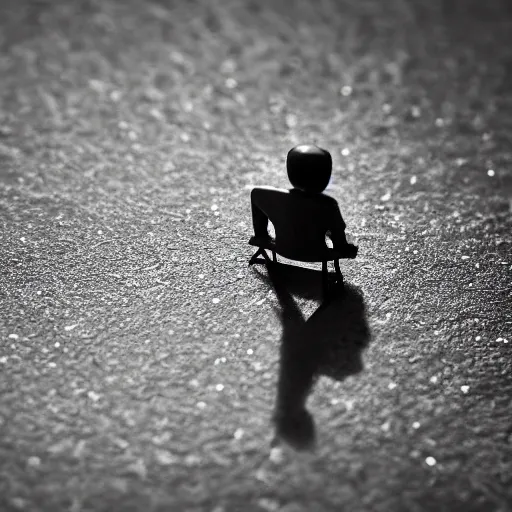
251;186;346;262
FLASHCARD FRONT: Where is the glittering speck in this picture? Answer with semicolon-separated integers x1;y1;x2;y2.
410;105;421;118
430;376;438;384
412;421;421;429
8;333;19;340
380;191;391;201
269;446;284;464
285;114;298;128
64;324;78;331
475;336;481;341
487;169;495;177
215;384;224;392
196;401;206;409
388;382;397;390
258;498;280;512
461;385;470;394
247;349;254;355
211;204;218;211
425;456;437;466
341;147;350;156
234;428;244;440
410;176;417;185
344;399;355;411
340;85;353;96
87;391;101;402
184;454;201;466
27;456;41;468
155;449;177;466
212;298;220;304
225;78;238;89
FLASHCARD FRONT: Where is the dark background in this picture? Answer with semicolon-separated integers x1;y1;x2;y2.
0;0;511;510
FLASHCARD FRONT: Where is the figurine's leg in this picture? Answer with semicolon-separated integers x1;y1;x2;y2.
334;259;343;286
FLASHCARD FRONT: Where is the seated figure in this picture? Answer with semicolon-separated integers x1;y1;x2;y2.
249;144;357;292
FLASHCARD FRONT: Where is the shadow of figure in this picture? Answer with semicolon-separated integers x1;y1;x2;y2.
256;262;371;450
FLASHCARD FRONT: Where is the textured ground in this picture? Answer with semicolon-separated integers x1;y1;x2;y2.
0;0;511;511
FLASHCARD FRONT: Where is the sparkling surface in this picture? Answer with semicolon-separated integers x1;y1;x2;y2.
0;2;510;511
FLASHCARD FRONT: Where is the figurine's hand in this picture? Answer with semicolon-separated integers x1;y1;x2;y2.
346;243;358;258
249;234;274;247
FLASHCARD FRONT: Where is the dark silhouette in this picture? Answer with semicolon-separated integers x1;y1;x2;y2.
249;144;358;299
255;263;371;450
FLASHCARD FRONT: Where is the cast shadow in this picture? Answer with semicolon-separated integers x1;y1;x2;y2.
255;262;371;450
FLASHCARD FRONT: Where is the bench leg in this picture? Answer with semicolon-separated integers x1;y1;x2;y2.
322;260;329;300
249;247;272;266
334;259;343;286
249;248;265;265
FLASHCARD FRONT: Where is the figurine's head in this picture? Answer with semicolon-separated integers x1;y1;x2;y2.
286;144;332;193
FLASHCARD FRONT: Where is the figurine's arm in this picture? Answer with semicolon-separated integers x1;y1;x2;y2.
251;188;271;239
327;202;348;249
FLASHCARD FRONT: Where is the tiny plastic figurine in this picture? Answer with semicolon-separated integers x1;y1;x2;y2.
249;144;358;297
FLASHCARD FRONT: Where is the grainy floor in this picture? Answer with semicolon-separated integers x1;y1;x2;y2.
0;1;511;511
